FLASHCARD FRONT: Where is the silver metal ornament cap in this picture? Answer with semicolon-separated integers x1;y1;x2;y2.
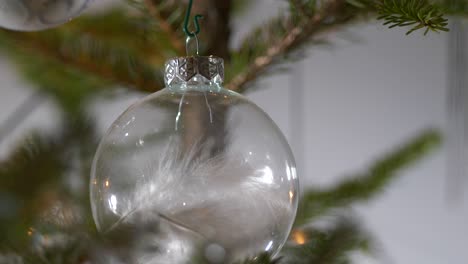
164;56;224;86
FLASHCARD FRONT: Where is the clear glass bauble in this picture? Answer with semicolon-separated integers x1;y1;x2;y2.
90;56;299;264
0;0;91;31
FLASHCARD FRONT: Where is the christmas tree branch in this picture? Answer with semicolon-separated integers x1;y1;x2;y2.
0;30;164;94
0;115;96;247
294;129;441;226
285;218;371;264
0;133;67;245
227;0;455;91
66;9;164;57
226;0;355;91
0;40;107;112
377;0;449;35
144;0;186;54
438;0;468;17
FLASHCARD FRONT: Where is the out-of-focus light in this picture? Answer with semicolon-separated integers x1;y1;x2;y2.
109;195;118;213
256;166;274;185
265;240;274;251
291;230;307;245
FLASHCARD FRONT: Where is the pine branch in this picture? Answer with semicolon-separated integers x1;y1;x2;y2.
66;9;165;58
143;0;186;54
227;0;454;91
0;135;62;203
0;114;97;248
0;29;164;94
126;0;189;56
21;233;92;264
0;133;67;244
294;129;441;226
284;218;371;264
440;0;468;16
226;0;355;91
0;40;107;112
288;0;318;20
377;0;449;35
232;0;252;15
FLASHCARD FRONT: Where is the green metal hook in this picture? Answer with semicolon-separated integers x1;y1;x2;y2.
183;0;203;38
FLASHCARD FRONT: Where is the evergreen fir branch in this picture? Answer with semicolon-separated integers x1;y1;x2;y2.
288;0;319;20
20;233;91;264
284;218;371;264
225;15;291;87
437;0;468;17
294;130;441;226
0;41;107;113
0;133;65;201
0;133;67;245
233;0;252;15
0;115;97;250
227;0;356;91
66;9;166;58
126;0;187;56
0;29;164;93
143;0;186;54
229;0;452;91
377;0;449;35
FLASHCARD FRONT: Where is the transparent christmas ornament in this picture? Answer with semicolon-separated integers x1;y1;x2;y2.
0;0;91;31
90;56;299;263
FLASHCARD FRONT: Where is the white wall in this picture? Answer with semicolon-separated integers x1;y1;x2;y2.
1;0;467;263
294;24;468;264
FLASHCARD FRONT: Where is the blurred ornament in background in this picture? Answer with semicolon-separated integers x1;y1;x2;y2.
0;0;91;31
90;56;299;263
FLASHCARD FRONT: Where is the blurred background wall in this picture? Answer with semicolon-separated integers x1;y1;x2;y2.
0;0;467;263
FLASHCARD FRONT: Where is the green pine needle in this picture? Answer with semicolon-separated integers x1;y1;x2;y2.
284;218;372;264
377;0;449;35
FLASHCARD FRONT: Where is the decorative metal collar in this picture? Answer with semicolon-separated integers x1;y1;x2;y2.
164;56;224;86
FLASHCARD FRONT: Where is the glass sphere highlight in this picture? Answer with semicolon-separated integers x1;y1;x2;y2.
0;0;91;31
90;56;299;263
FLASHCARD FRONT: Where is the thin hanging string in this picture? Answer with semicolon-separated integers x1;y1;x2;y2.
183;0;203;56
178;0;212;127
203;91;213;124
175;91;186;131
186;35;200;56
